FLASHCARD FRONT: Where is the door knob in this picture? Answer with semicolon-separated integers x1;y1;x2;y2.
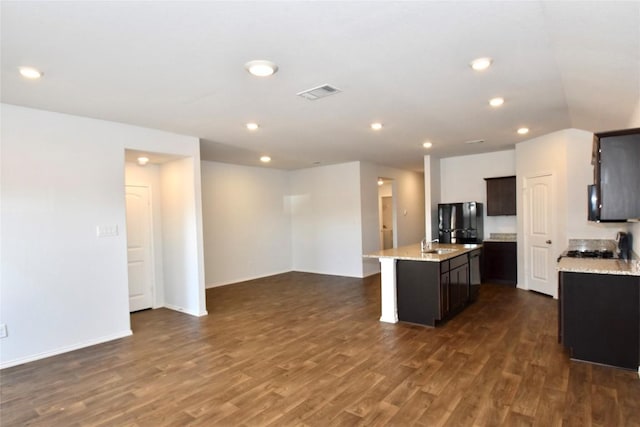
546;240;552;244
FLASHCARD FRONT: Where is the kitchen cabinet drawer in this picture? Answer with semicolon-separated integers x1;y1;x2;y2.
440;260;450;273
450;254;468;270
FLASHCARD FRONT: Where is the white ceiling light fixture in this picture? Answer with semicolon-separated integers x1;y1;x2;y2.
377;178;384;186
19;66;43;79
260;155;271;163
246;122;259;131
489;97;504;107
423;141;433;149
244;60;278;77
517;127;530;135
371;122;383;131
137;156;150;166
470;57;492;71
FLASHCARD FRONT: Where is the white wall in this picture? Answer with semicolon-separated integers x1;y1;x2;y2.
360;162;383;277
125;162;165;307
0;104;205;368
200;160;424;283
360;161;425;277
440;150;517;236
290;162;364;277
424;155;441;241
201;161;291;287
161;157;207;316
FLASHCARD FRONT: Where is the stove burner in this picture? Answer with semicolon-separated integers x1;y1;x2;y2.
565;249;614;259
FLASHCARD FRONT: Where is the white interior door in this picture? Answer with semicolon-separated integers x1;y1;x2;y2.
524;174;557;298
125;185;154;312
381;196;393;250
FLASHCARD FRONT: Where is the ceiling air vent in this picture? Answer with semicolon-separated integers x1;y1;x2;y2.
297;84;342;100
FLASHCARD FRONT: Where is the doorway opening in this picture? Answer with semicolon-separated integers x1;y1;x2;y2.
378;177;397;250
124;149;192;316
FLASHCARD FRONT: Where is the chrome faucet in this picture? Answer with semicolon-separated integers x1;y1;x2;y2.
421;238;439;252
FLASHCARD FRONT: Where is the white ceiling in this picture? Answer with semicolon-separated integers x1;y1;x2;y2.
2;1;639;171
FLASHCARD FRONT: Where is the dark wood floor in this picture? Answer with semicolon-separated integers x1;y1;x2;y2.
2;272;639;426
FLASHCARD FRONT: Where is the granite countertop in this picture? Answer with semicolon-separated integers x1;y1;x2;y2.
483;233;517;243
364;243;482;262
557;257;640;276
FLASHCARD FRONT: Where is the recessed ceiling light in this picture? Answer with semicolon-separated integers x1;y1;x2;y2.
378;178;384;186
489;97;504;107
517;127;530;135
137;156;150;166
470;57;492;71
260;155;271;163
371;123;383;131
423;141;433;149
246;122;259;131
19;66;43;79
244;60;278;77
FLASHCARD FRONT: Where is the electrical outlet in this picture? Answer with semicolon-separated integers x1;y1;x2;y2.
0;323;8;339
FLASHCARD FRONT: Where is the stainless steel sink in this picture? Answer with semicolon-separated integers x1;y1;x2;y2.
422;248;457;255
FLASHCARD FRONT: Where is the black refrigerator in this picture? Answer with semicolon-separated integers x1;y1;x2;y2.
438;202;484;244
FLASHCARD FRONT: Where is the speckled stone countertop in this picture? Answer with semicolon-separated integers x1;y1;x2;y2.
483;233;517;242
364;243;482;262
567;238;616;251
558;257;640;276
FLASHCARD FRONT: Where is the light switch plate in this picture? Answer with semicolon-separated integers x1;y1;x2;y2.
0;324;8;339
96;225;119;237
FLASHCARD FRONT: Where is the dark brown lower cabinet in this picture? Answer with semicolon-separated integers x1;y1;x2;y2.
396;255;470;327
449;255;469;312
559;271;640;370
482;241;517;285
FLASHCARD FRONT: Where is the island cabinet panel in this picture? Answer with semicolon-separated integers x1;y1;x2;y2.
559;271;640;370
396;254;471;327
396;260;442;326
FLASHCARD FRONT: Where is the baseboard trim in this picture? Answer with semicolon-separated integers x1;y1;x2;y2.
0;330;133;370
206;270;292;288
164;303;208;317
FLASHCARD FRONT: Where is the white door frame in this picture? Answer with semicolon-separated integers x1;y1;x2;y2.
522;171;558;298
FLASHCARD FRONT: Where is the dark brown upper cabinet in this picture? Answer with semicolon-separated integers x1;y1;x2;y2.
485;176;516;216
591;128;640;222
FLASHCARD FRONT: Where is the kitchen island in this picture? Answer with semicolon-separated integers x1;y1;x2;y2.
364;243;482;326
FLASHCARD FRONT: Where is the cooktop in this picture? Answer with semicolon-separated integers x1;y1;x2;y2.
564;249;616;259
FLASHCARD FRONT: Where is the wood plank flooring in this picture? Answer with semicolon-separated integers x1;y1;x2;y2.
1;272;639;426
